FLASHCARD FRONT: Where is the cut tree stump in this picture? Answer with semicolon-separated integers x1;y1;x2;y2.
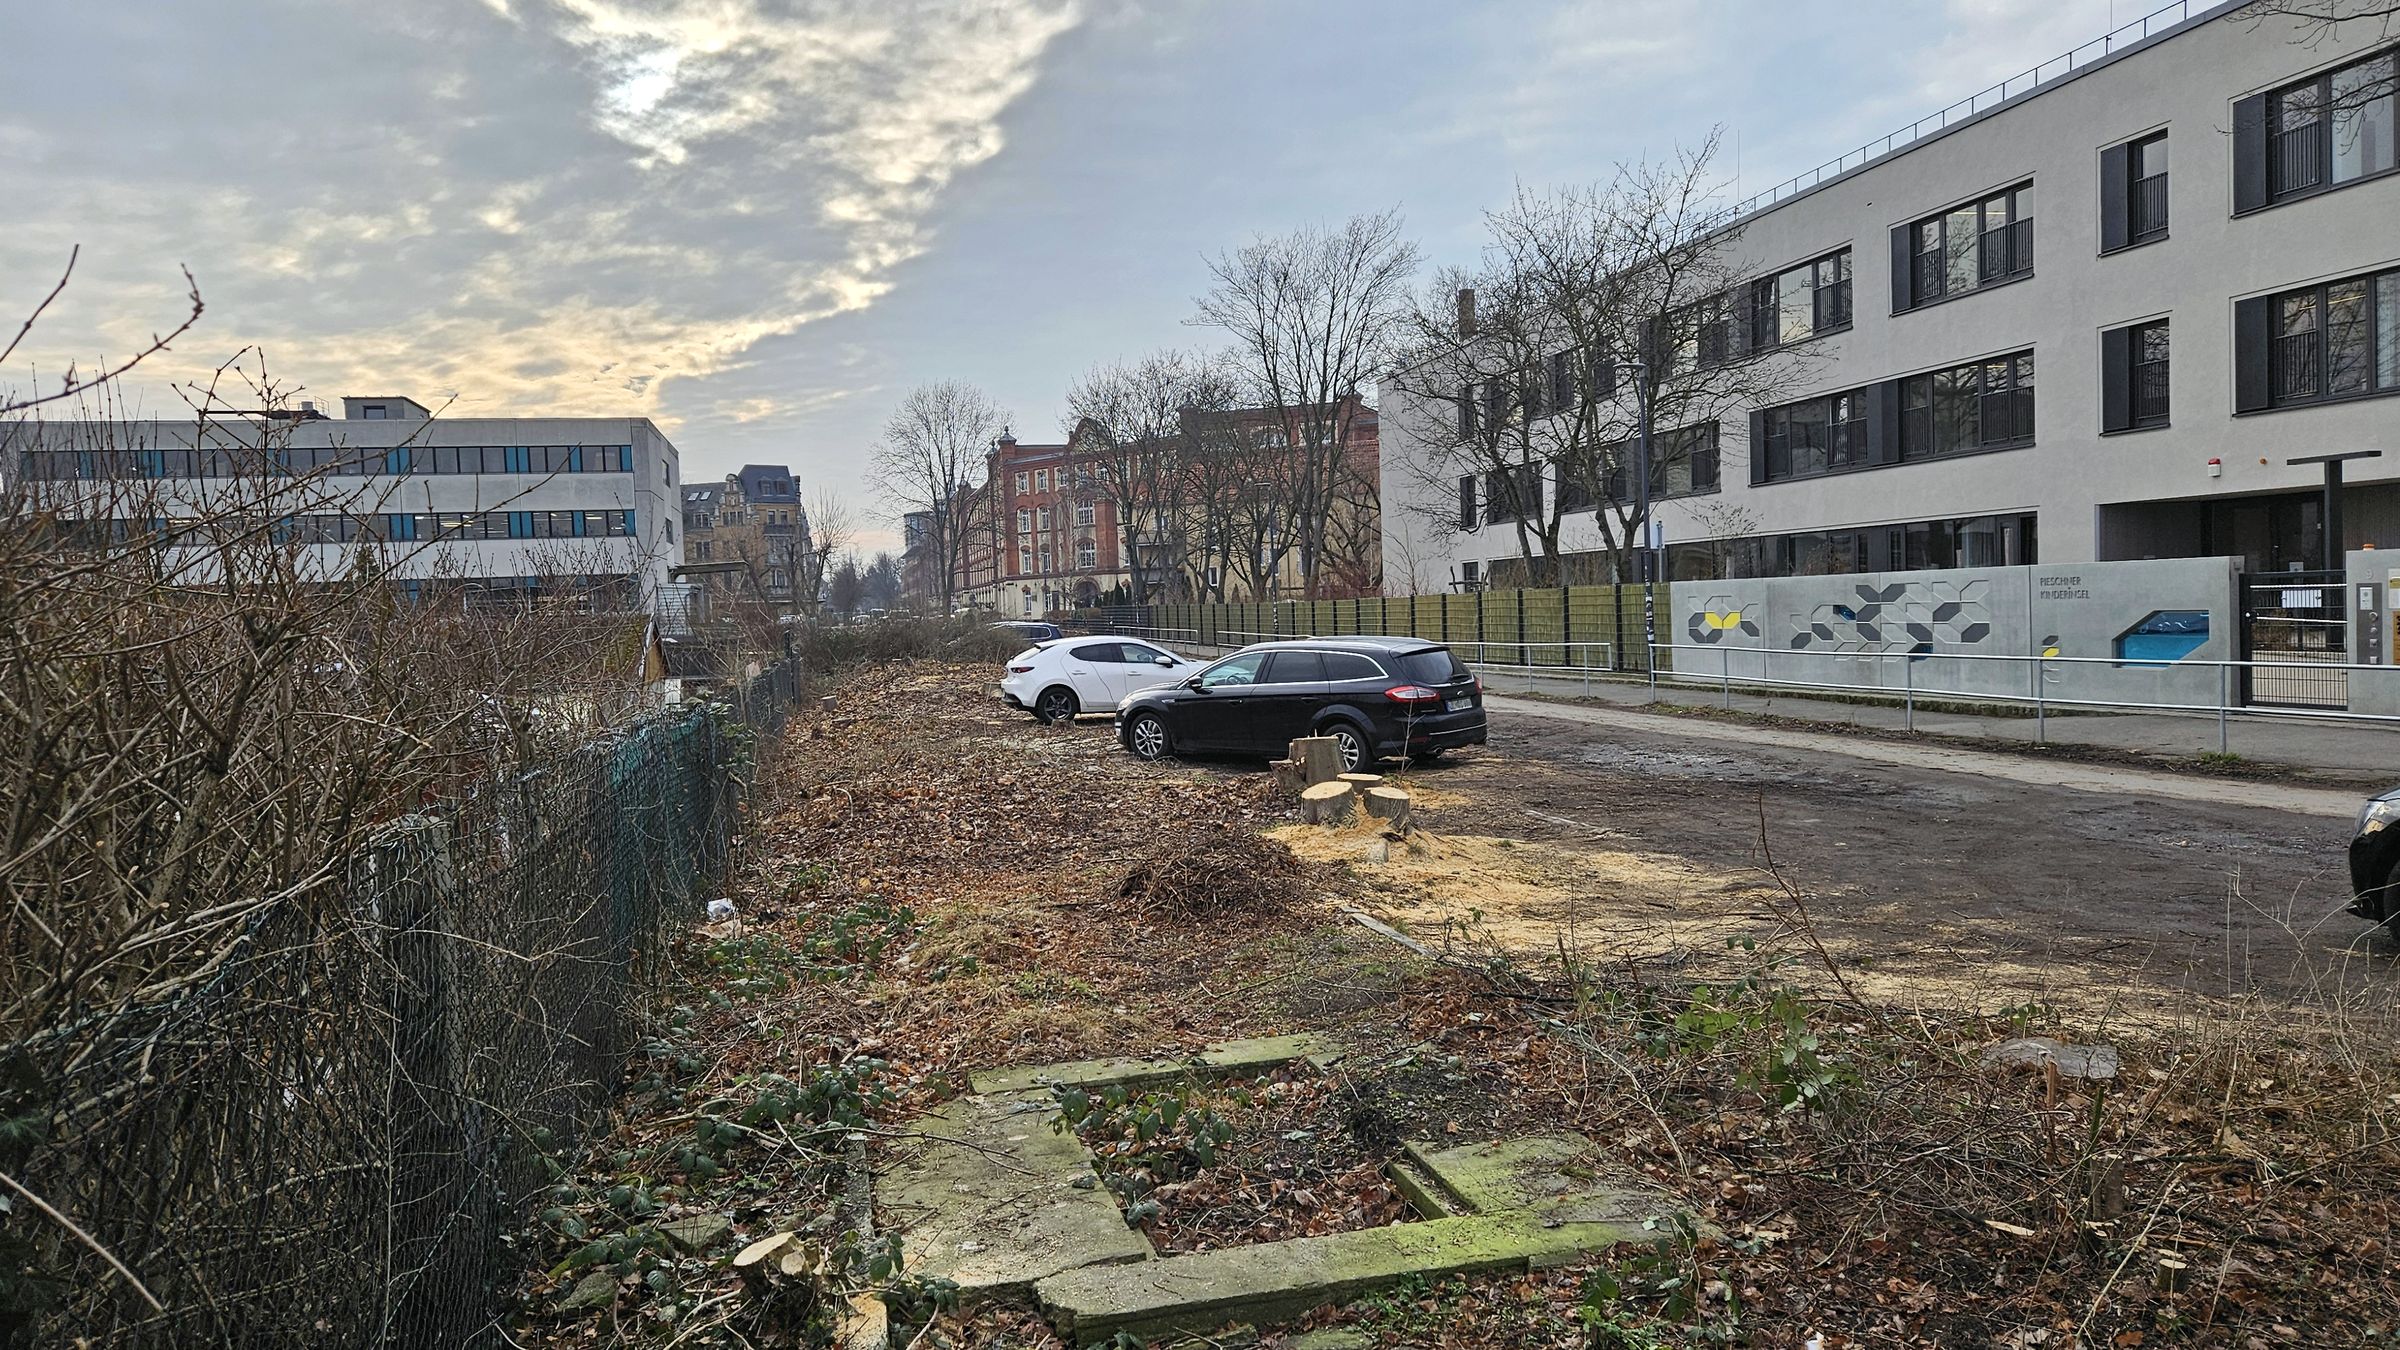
1337;772;1384;792
1288;737;1341;785
1300;781;1356;825
1270;760;1309;797
1363;786;1414;832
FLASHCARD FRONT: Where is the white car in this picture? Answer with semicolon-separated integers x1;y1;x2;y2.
1001;636;1206;723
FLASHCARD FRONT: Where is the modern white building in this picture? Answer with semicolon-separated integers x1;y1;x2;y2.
1381;0;2400;591
10;395;686;605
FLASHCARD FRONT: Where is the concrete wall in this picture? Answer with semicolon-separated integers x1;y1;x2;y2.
2344;548;2400;714
1383;3;2400;585
1666;556;2241;708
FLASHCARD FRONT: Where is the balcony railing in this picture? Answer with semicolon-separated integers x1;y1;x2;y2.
2131;172;2169;238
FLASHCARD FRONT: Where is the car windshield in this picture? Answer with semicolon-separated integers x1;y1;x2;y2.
1394;648;1468;684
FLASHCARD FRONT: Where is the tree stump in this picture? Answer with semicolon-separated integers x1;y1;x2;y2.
1269;759;1309;797
1363;785;1414;833
1300;781;1356;825
1288;736;1341;785
1336;772;1384;792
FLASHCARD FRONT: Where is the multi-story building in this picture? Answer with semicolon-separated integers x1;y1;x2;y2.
13;395;684;605
1381;2;2400;590
679;464;809;614
952;400;1384;616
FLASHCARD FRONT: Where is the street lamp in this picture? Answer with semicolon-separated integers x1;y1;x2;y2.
1622;357;1662;668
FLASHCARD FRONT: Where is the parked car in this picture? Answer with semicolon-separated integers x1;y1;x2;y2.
1001;636;1206;723
993;619;1064;644
2349;786;2400;922
1114;637;1487;771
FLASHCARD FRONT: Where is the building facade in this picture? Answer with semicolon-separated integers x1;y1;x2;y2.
13;395;685;605
951;401;1384;616
680;464;809;615
1382;3;2400;591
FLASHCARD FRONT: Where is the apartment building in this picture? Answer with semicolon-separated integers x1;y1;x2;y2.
13;395;685;605
680;464;810;614
1381;1;2399;590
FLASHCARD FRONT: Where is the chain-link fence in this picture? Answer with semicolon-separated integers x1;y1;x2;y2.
17;666;803;1348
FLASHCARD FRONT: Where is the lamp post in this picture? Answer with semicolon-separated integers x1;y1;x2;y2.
1624;357;1660;668
2285;449;2383;571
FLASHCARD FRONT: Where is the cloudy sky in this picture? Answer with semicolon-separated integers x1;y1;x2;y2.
1;0;2138;550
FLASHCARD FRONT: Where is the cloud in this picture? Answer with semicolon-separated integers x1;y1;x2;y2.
0;0;1084;425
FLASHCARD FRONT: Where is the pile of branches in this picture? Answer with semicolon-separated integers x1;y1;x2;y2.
1114;820;1329;916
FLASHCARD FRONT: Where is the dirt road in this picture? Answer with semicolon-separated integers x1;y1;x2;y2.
1364;697;2396;1012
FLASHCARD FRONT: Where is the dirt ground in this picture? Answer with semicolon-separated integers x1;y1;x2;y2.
1251;702;2389;1021
516;662;2400;1350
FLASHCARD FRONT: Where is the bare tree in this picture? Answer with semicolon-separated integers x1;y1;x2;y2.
868;381;1002;612
1194;209;1418;599
1061;350;1240;604
798;486;852;614
2239;0;2400;43
1391;132;1824;588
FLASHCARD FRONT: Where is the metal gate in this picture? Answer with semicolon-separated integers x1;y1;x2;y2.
2238;569;2348;708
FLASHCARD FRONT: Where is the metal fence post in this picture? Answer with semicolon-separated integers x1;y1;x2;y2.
2218;661;2230;754
1904;655;1915;733
2033;652;2046;744
1722;646;1732;709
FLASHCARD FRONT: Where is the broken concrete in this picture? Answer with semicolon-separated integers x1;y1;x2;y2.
1979;1036;2120;1081
877;1092;1152;1296
966;1033;1344;1096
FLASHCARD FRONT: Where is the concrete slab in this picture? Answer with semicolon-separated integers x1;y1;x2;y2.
1035;1212;1656;1346
1403;1134;1673;1229
967;1033;1345;1096
877;1092;1152;1296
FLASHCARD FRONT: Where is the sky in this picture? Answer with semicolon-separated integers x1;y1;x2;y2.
0;0;2145;553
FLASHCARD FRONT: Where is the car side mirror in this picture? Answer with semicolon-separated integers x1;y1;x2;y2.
1154;655;1176;668
1184;676;1207;691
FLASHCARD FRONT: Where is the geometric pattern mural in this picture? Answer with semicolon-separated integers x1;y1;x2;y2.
1687;596;1760;644
1788;579;1993;653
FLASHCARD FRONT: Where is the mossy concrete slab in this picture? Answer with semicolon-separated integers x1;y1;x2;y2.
967;1033;1344;1096
878;1092;1152;1297
1034;1212;1655;1346
1401;1134;1675;1229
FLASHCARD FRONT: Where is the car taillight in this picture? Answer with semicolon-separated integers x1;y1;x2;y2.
1473;676;1483;693
1009;664;1035;673
1385;684;1440;703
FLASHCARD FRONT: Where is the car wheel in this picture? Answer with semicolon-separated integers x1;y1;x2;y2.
2379;857;2400;926
1124;712;1171;762
1035;686;1079;724
1322;722;1370;772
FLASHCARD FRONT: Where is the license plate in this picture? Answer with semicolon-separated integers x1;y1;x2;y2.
1444;695;1472;711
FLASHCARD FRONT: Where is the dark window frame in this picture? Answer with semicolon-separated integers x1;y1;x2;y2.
2242;268;2400;412
1757;390;1869;483
2241;46;2399;213
2102;318;2172;434
1894;182;2034;312
1899;351;2036;459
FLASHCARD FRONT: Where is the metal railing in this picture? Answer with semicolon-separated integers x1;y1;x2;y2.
1587;642;2400;754
1729;0;2202;221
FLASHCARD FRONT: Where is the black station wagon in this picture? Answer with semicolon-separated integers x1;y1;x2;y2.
1114;637;1488;771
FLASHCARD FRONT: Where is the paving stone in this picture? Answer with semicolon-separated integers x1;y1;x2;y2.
877;1092;1151;1297
967;1033;1344;1096
1035;1212;1655;1346
1402;1133;1671;1227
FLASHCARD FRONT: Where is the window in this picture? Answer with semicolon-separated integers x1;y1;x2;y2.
1036;507;1052;530
1016;509;1031;534
2239;48;2398;210
1456;474;1478;530
1547;350;1574;410
1074;502;1095;526
2101;131;2169;252
1894;184;2032;310
2238;269;2400;410
1016;545;1031;574
1077;540;1097;570
1014;472;1028;493
1899;352;2035;457
1744;248;1853;350
1759;392;1867;482
1198;653;1266;688
1457;383;1479;438
1482;463;1542;525
1717;513;2037;578
2103;319;2171;433
1260;651;1327;684
1323;652;1386;682
1034;469;1049;492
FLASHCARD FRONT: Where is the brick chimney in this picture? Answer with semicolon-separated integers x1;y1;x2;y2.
1455;288;1477;339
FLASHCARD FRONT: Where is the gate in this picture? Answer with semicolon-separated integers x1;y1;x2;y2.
2238;569;2348;708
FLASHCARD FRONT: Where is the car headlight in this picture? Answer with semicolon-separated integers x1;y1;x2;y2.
2358;798;2400;835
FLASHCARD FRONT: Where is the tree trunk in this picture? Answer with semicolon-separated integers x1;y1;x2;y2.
1300;781;1355;825
1364;785;1414;833
1288;736;1341;785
